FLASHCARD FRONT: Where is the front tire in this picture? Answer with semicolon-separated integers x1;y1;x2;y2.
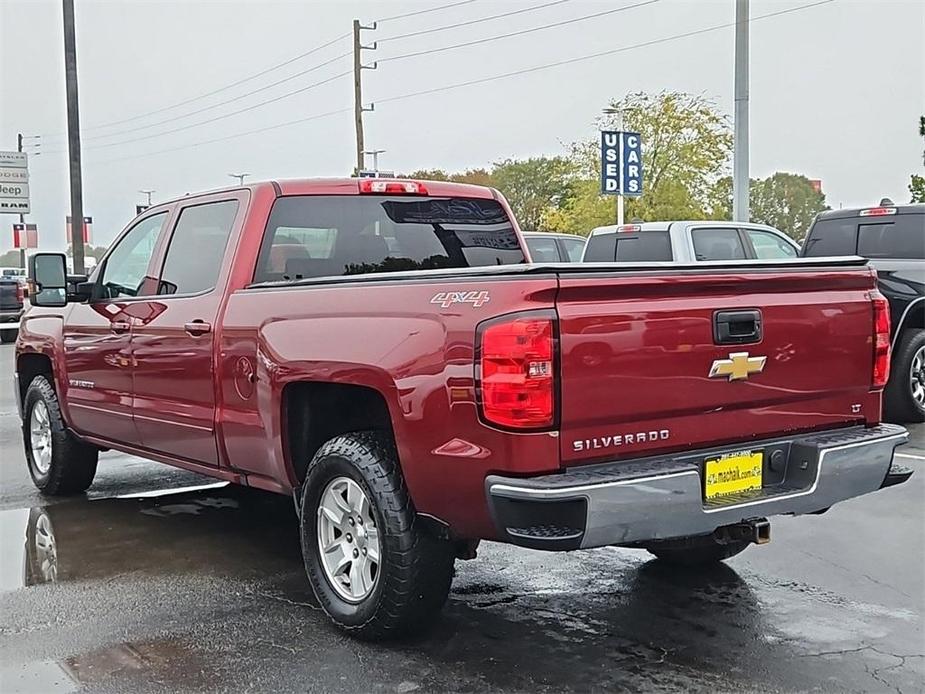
885;329;925;423
300;431;455;640
645;534;750;566
22;376;98;495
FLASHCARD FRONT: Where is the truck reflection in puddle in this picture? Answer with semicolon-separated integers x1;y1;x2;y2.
0;486;301;593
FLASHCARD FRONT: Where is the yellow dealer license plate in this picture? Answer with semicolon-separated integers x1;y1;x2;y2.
704;450;763;501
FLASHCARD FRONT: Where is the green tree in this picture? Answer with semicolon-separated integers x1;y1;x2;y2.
547;91;733;234
405;168;495;187
67;244;108;261
0;250;24;267
909;116;925;203
491;157;575;230
749;172;827;239
910;174;925;204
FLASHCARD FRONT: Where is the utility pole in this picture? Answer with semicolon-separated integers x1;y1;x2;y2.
353;19;377;174
229;172;250;185
62;0;86;275
16;134;25;269
733;0;750;222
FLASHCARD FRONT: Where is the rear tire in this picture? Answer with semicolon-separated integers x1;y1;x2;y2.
22;376;98;495
300;431;455;640
645;534;750;566
885;329;925;423
0;329;16;343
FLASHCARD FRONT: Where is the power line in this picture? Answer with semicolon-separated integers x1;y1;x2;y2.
376;0;835;103
49;0;834;167
376;0;478;24
376;0;574;43
90;107;352;165
379;0;659;64
82;0;577;143
84;50;352;141
81;69;352;151
79;32;351;133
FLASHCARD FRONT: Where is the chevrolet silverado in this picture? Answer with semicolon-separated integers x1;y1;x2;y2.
16;178;911;639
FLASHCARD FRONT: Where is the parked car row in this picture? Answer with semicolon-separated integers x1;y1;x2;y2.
522;202;924;422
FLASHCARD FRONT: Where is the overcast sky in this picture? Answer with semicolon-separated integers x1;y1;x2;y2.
1;0;922;252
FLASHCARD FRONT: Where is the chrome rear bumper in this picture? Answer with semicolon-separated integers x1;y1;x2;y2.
486;424;909;550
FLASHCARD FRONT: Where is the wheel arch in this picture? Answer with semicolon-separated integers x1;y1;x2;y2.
281;380;397;488
17;352;56;412
893;297;925;349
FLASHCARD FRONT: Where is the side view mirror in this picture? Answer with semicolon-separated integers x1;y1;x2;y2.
28;253;68;307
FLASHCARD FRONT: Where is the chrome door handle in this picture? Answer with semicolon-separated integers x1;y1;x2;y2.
111;321;131;334
184;320;212;337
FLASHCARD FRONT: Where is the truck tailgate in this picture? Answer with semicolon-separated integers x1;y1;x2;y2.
556;262;881;465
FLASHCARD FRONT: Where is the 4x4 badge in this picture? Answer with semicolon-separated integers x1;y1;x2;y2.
430;290;490;309
709;352;767;381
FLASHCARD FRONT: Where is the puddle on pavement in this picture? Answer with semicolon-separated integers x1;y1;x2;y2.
0;639;212;693
0;485;301;594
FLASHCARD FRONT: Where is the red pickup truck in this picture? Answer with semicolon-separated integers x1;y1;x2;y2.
16;178;911;639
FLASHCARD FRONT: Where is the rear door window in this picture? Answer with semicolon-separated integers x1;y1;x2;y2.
746;229;798;259
156;200;239;295
525;236;561;262
558;236;586;262
692;227;748;261
254;196;524;282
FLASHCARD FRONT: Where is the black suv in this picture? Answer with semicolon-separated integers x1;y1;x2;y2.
802;201;924;422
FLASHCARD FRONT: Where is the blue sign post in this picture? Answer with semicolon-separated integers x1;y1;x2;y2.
600;131;643;197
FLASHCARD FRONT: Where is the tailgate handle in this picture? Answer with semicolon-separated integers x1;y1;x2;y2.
714;309;761;345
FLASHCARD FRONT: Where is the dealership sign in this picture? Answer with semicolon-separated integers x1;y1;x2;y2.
0;151;30;214
600;131;643;197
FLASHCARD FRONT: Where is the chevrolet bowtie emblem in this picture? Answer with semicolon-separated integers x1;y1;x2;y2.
709;352;767;381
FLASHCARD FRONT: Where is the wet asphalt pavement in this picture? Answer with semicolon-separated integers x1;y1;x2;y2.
0;343;923;693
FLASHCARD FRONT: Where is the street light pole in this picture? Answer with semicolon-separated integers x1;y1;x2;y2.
229;172;250;186
139;189;155;206
733;0;750;222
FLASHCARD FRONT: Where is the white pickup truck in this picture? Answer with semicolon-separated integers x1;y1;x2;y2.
582;220;799;263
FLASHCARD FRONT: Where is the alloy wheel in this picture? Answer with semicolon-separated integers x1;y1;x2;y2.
316;476;380;602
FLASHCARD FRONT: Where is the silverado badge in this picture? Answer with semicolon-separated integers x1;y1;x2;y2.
709;352;767;381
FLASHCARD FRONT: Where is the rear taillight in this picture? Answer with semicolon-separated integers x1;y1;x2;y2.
872;292;891;389
477;312;556;429
16;283;24;303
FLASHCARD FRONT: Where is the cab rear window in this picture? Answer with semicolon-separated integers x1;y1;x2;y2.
583;231;672;262
254;196;525;282
804;214;925;259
